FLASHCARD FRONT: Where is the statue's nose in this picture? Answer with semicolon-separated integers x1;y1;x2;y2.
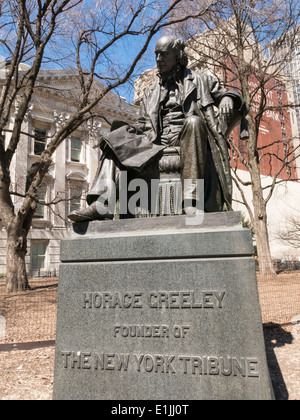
156;53;162;62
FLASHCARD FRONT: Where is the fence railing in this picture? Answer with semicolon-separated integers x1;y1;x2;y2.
0;270;300;344
0;277;58;344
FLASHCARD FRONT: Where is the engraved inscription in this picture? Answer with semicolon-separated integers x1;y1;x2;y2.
61;351;130;371
134;354;176;373
83;292;142;309
83;290;226;309
113;324;190;338
60;351;260;377
178;356;260;377
68;289;261;380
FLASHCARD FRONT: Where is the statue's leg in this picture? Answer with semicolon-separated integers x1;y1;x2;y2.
179;115;207;214
68;146;120;222
179;115;223;213
204;146;224;212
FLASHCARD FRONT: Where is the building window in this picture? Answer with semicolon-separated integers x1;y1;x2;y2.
31;241;47;273
34;128;47;155
70;195;81;214
35;184;47;218
69;183;83;214
70;136;82;162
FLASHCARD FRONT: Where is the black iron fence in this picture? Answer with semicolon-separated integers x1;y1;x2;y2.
0;277;58;344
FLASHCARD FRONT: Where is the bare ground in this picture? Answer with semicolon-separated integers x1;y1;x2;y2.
0;272;299;400
0;346;54;400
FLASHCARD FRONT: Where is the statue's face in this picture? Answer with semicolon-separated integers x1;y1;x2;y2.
155;38;177;75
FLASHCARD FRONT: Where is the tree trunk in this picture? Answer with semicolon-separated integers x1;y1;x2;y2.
5;228;30;292
247;126;277;277
253;199;277;276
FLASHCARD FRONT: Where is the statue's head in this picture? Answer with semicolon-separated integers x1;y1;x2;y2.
155;35;188;76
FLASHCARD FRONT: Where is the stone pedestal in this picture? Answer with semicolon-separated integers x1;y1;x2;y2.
53;212;274;400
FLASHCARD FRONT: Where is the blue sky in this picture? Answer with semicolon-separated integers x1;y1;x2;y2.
0;1;193;104
0;0;165;104
112;35;160;103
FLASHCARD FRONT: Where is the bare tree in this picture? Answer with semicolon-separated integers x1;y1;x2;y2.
171;0;300;275
0;0;217;292
276;212;300;250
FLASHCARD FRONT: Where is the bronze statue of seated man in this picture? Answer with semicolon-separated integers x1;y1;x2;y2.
68;35;248;223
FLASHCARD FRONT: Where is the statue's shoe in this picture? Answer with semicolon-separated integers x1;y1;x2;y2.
183;206;204;216
68;206;113;223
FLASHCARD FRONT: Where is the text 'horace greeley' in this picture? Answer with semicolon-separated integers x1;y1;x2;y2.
83;290;226;309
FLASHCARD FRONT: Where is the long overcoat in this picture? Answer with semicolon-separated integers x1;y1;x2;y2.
101;68;246;208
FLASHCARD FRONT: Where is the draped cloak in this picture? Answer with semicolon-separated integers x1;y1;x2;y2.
99;68;247;209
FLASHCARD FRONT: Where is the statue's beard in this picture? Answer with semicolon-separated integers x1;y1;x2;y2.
158;64;184;83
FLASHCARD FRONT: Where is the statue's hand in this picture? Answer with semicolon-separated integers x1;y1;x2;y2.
127;123;144;134
217;96;234;136
218;96;234;120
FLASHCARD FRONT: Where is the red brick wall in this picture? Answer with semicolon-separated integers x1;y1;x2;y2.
228;71;296;180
